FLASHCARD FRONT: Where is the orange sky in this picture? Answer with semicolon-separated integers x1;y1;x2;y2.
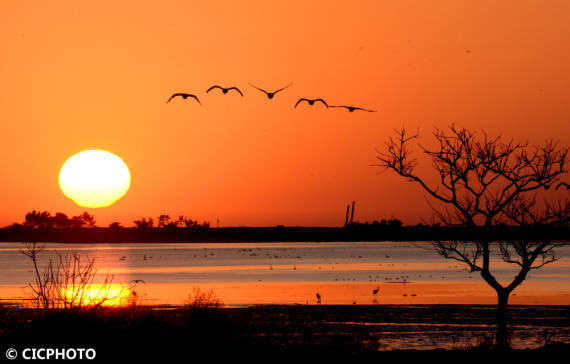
1;1;569;227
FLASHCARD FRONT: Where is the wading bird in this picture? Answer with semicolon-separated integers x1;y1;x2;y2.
249;82;292;99
166;93;201;105
329;105;376;112
206;85;244;96
316;293;321;304
294;98;328;108
556;182;570;190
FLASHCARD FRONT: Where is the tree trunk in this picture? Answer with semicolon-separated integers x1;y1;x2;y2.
495;289;510;350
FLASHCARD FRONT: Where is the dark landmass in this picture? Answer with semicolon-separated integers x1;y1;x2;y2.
0;223;569;243
1;304;568;361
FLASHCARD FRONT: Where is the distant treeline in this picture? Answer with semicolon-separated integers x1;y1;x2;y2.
0;211;568;243
9;210;210;230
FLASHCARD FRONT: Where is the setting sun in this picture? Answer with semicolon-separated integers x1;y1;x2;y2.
58;150;131;208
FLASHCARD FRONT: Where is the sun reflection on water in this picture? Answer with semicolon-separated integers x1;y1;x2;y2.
60;284;131;307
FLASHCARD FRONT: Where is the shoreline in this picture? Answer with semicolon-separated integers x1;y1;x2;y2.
1;303;568;355
1;225;569;243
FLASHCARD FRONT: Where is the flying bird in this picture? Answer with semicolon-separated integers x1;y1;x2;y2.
249;82;292;99
206;85;244;96
373;287;380;295
130;279;146;284
294;98;328;108
329;105;376;112
166;93;201;105
556;182;570;190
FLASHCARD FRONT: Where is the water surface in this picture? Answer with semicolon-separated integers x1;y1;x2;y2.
1;241;568;306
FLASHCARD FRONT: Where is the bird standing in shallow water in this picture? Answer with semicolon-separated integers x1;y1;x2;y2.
316;293;321;304
206;85;244;96
294;98;328;108
329;105;376;112
249;82;292;99
166;93;201;105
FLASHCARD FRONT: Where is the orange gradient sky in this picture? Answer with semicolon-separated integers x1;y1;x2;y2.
1;1;569;227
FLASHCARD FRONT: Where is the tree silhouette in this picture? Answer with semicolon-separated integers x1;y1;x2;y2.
52;213;71;229
76;212;96;227
109;222;123;229
134;217;154;229
377;125;569;349
180;216;200;228
24;210;53;229
133;215;209;230
158;214;179;228
23;211;96;229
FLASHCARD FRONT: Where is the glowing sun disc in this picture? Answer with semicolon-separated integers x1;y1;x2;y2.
59;150;131;208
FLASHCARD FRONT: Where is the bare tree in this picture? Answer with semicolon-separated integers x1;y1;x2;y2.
377;125;569;349
22;243;119;309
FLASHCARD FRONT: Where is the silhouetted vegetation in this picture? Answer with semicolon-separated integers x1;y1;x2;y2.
1;212;217;241
22;243;117;309
378;124;570;350
20;210;96;230
108;221;122;229
154;214;210;229
184;287;223;310
133;216;154;229
0;210;569;243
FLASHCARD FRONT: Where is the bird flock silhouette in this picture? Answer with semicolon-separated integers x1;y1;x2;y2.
166;82;377;112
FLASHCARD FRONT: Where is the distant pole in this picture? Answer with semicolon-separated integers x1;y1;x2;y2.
350;201;355;225
345;204;350;227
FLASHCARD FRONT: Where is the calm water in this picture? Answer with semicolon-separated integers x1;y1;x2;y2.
1;241;569;350
1;241;569;306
